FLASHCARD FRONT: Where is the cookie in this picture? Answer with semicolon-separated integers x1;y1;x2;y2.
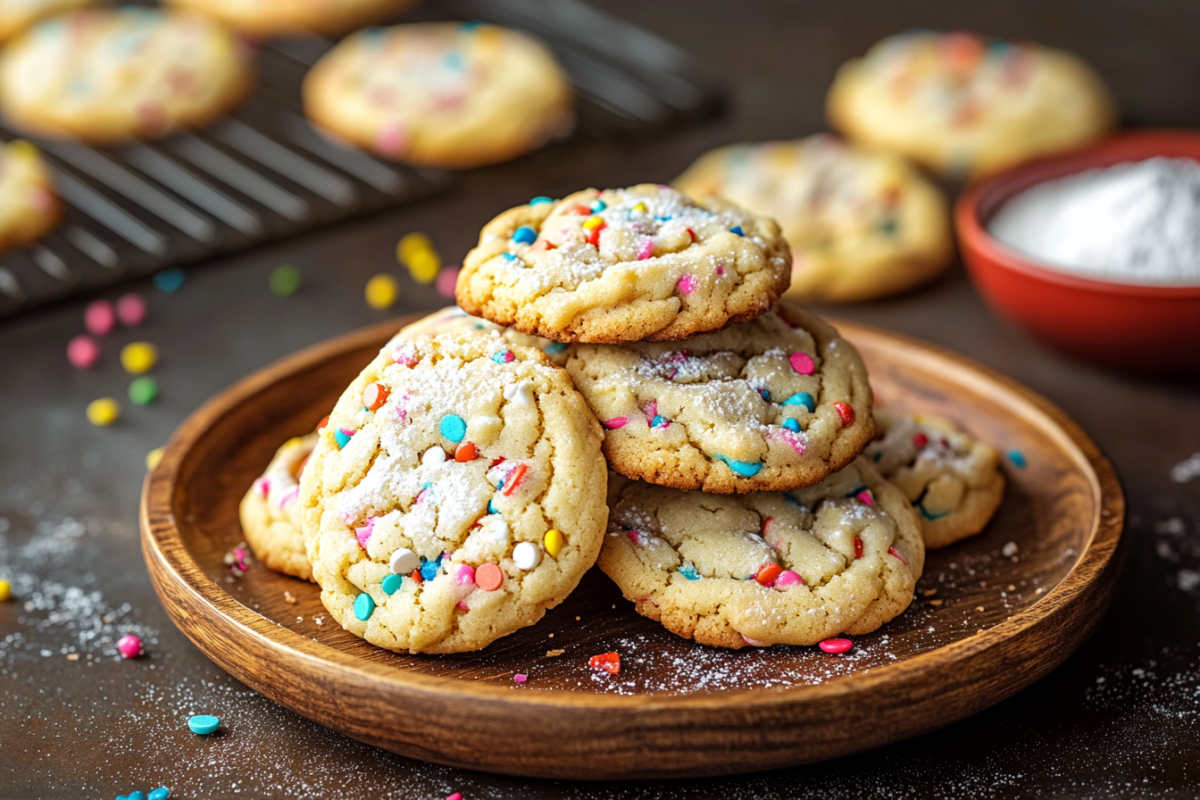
0;8;253;144
398;305;572;366
0;141;60;255
240;433;318;581
673;135;953;303
599;457;924;649
866;408;1005;549
303;22;573;169
827;31;1115;180
164;0;417;37
456;184;793;344
299;332;609;654
565;300;873;493
0;0;93;42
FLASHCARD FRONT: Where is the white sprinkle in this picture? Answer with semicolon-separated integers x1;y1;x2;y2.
388;547;420;575
421;446;446;466
512;541;541;571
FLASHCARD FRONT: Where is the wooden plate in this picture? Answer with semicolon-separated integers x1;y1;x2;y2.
140;314;1124;780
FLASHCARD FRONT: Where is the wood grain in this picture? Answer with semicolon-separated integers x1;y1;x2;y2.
139;313;1124;780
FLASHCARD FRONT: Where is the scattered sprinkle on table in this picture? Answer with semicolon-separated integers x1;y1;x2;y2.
153;268;186;293
407;248;441;284
270;264;301;297
87;398;120;427
588;651;621;675
365;273;399;309
115;292;147;326
819;637;853;654
67;335;100;369
120;342;158;374
85;299;116;336
0;579;11;601
445;793;462;800
117;634;143;658
396;231;433;263
435;265;460;298
145;448;164;470
148;787;170;800
1007;449;1027;468
128;376;158;406
188;714;220;735
513;673;527;684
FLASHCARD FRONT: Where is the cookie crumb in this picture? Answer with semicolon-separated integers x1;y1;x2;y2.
1001;541;1019;557
546;649;564;657
928;599;944;607
284;591;296;604
921;588;938;597
976;606;986;612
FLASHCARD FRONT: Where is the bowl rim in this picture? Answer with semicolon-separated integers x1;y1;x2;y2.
956;129;1200;299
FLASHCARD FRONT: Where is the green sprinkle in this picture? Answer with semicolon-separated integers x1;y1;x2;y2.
270;265;301;297
128;376;158;406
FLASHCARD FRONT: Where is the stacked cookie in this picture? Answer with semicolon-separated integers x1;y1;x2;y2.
241;184;1006;653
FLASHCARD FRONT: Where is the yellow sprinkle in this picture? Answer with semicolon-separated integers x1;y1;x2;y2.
284;437;303;448
631;202;648;213
582;217;605;231
544;529;564;558
365;273;399;309
396;232;434;266
9;140;38;160
407;249;441;285
146;447;164;471
120;342;158;374
86;398;120;427
0;579;11;601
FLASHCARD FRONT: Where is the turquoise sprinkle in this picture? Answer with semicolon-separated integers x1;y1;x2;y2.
919;505;949;521
544;342;569;354
512;225;537;244
148;788;170;800
529;196;554;205
714;455;762;477
782;493;808;511
127;793;146;800
589;199;607;212
499;253;520;263
729;226;745;236
187;715;220;735
1007;449;1027;468
488;498;499;514
651;415;668;428
354;592;375;621
419;558;439;582
782;392;816;412
783;418;800;433
443;51;464;70
153;268;186;293
440;414;467;442
381;574;403;595
334;428;353;450
678;564;700;581
460;19;486;30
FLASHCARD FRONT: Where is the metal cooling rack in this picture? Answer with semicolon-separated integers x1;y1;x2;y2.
0;0;724;318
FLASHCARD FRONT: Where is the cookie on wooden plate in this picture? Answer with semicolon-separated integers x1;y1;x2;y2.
398;305;572;366
240;433;318;581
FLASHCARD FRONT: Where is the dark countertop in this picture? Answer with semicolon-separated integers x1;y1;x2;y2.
3;2;1200;798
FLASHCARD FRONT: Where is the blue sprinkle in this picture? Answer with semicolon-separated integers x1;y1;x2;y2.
919;505;948;521
782;493;808;511
460;19;486;30
782;418;800;433
651;415;668;428
654;215;674;222
1007;449;1027;469
678;564;700;581
529;196;554;205
544;342;568;355
334;428;353;450
589;200;607;212
488;498;499;514
419;558;440;582
382;574;403;595
153;268;186;293
729;226;745;237
188;714;220;735
782;392;816;412
758;388;771;401
491;350;513;364
149;789;170;800
499;253;520;263
873;451;882;462
440;414;467;442
714;455;762;477
443;51;464;70
512;225;537;245
354;592;375;621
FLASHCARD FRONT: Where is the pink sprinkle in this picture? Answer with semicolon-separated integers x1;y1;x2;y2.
233;548;248;572
501;350;515;363
636;236;655;260
414;488;432;505
67;335;100;369
626;530;642;545
254;477;270;498
513;674;527;684
741;634;769;647
115;293;147;326
456;600;469;611
643;399;658;425
355;518;375;548
454;564;475;586
773;428;806;455
85;300;116;336
277;485;300;509
603;417;629;429
676;274;697;295
393;345;417;366
819;638;853;654
716;265;725;276
375;122;408;156
435;266;460;299
117;634;143;659
790;352;815;375
446;794;463;800
888;546;908;565
856;490;874;507
775;570;804;589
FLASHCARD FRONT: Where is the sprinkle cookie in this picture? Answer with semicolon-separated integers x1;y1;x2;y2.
303;22;573;169
0;141;60;255
866;408;1005;549
398;305;572;366
827;31;1115;179
299;332;608;654
457;184;793;343
0;0;93;42
165;0;416;37
240;433;317;581
566;300;873;493
599;457;924;649
673;135;953;302
0;8;253;143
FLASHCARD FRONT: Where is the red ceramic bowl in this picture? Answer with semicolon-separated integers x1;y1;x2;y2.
957;130;1200;373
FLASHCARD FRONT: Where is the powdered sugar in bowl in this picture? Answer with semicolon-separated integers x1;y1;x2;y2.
957;130;1200;373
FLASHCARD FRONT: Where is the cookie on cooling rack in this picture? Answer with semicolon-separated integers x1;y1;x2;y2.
0;140;60;255
164;0;417;37
0;0;94;42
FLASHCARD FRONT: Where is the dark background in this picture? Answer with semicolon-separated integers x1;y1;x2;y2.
3;1;1200;798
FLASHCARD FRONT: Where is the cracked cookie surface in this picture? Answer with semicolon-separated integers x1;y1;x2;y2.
866;408;1005;549
398;305;572;366
299;332;608;654
240;433;317;581
599;457;924;649
566;300;873;493
456;184;792;343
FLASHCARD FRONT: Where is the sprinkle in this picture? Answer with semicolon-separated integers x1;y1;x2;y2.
677;564;699;581
603;417;630;429
588;652;621;675
475;562;504;591
819;638;853;654
117;634;142;658
376;123;408;156
888;547;908;564
397;232;433;264
510;225;539;245
585;220;606;247
685;226;696;242
353;592;375;621
355;519;375;548
86;398;120;427
513;673;528;684
334;428;355;450
650;415;669;429
544;341;569;355
153;268;186;293
782;392;816;411
454;441;477;462
529;196;554;205
453;564;475;586
775;570;803;589
854;537;864;559
729;225;745;236
754;563;782;587
499;253;521;266
422;446;446;465
632;202;649;213
67;335;100;369
544;529;564;558
270;264;301;297
120;342;158;374
381;573;403;595
85;299;116;336
913;432;929;449
407;249;441;284
513;541;541;570
530;240;555;252
714;454;762;477
676;274;697;295
363;383;389;411
1002;541;1019;557
187;714;220;735
0;579;13;601
589;199;607;212
782;418;801;433
389;547;419;575
789;352;815;375
582;216;606;231
126;376;158;406
491;349;515;364
435;266;460;298
1008;449;1027;468
317;415;330;431
502;464;528;495
856;489;874;507
834;402;856;427
440;414;467;442
365;274;399;309
115;293;147;326
565;204;591;215
148;788;170;800
409;569;423;585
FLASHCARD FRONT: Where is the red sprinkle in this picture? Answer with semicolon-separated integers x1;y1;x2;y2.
834;402;856;427
362;382;389;411
531;240;556;251
685;227;697;243
454;441;477;462
854;537;864;559
316;415;330;432
913;432;929;449
888;546;908;565
564;204;591;215
409;569;423;585
754;563;783;587
819;638;853;654
589;652;621;675
585;221;606;247
502;464;528;496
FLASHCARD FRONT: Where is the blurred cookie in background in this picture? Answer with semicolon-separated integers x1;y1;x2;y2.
0;8;254;144
827;31;1115;180
303;21;573;169
164;0;418;38
674;135;952;302
0;0;93;43
0;140;60;255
